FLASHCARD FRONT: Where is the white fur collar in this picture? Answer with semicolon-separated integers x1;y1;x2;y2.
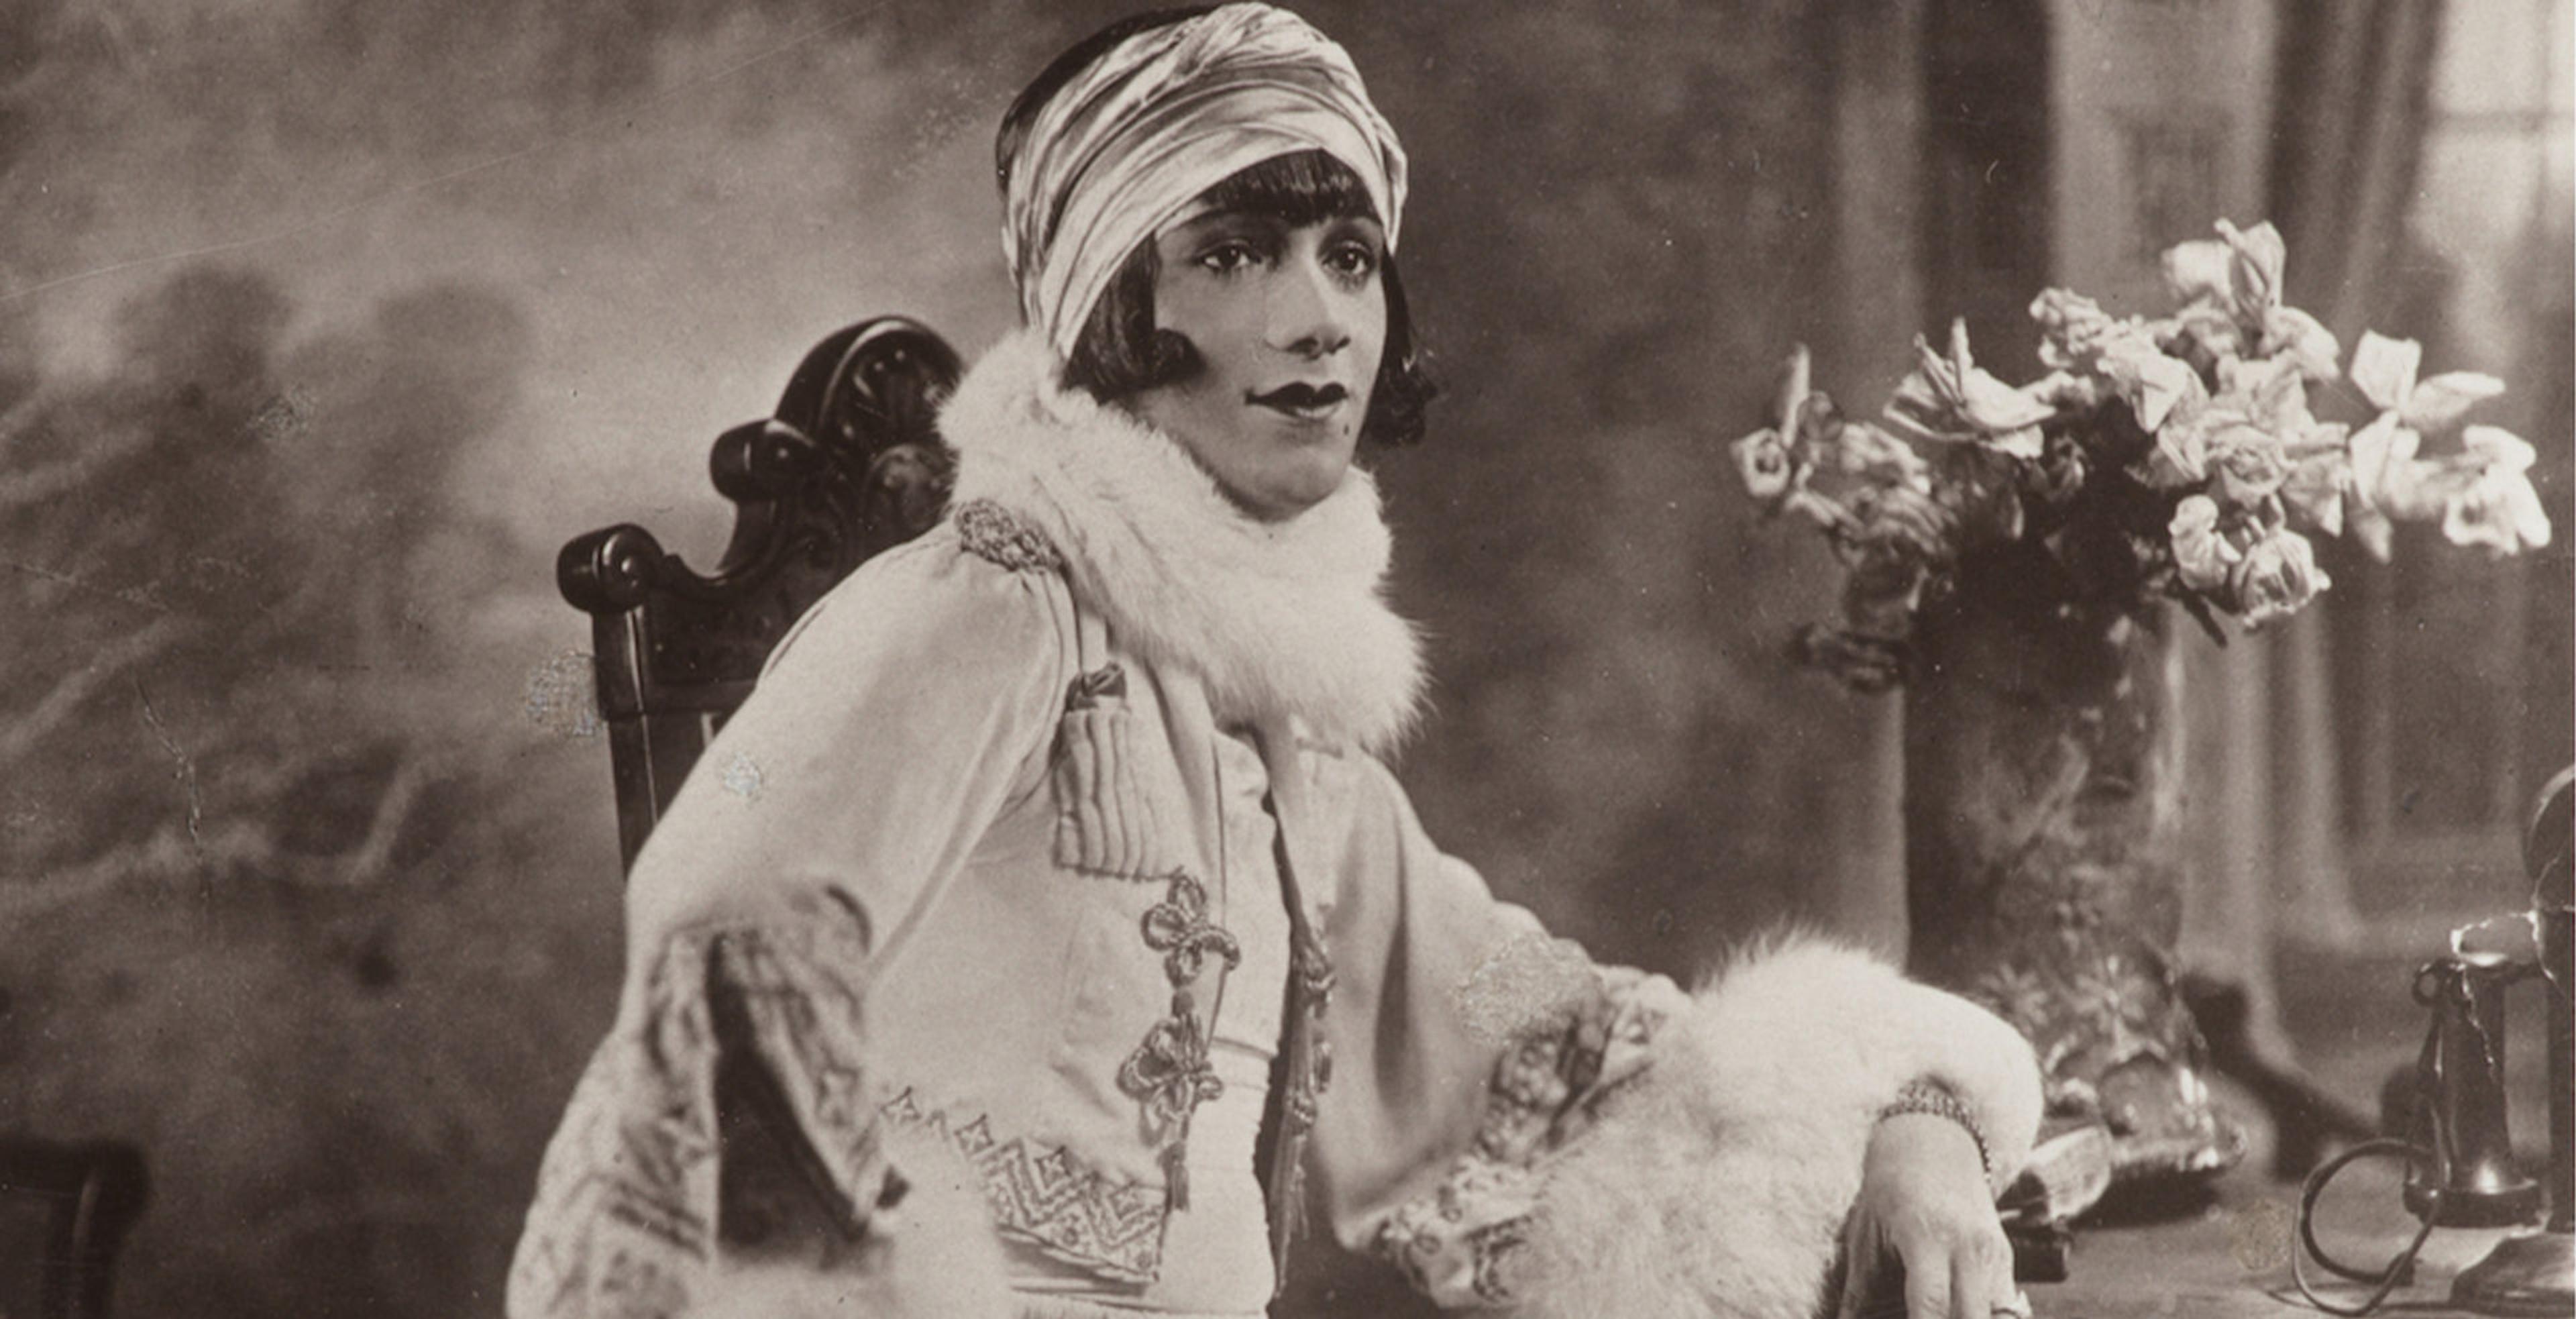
939;329;1424;755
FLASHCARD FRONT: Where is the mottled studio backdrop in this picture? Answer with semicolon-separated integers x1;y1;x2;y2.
5;2;2557;1317
0;4;1904;1312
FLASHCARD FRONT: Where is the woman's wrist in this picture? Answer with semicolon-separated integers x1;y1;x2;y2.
1878;1078;1992;1180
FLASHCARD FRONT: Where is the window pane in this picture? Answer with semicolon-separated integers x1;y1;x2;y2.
2416;133;2540;262
2553;0;2574;114
2436;0;2548;114
2337;0;2576;869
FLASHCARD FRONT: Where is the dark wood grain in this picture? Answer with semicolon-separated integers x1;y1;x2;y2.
556;317;961;871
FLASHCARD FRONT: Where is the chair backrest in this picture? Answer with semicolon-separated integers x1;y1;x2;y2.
557;317;961;872
0;1137;147;1319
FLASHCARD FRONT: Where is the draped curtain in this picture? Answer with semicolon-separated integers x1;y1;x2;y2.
2175;0;2447;1054
2265;0;2450;941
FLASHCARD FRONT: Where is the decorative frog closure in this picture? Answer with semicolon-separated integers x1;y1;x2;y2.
1114;870;1241;1210
1138;869;1242;984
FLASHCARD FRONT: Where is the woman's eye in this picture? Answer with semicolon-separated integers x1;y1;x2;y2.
1197;242;1261;274
1326;242;1381;278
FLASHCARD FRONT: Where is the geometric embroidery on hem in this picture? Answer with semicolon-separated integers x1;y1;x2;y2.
881;1088;1169;1284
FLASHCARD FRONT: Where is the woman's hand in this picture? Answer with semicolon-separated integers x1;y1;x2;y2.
1837;1112;2024;1319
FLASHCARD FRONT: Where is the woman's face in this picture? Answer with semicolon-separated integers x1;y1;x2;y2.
1127;208;1387;521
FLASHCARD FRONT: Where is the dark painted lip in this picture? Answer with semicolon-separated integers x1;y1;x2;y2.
1247;382;1351;420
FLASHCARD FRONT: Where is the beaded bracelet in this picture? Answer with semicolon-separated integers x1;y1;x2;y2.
1878;1079;1992;1179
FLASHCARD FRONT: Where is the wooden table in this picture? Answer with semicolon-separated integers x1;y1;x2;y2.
2031;1163;2565;1318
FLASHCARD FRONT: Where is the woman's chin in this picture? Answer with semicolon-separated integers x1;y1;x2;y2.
1232;465;1352;522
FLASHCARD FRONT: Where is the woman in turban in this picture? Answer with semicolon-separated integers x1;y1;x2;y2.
507;8;2045;1318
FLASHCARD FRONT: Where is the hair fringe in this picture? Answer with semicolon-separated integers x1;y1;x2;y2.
1059;150;1437;447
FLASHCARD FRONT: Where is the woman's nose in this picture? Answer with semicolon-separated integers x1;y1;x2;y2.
1266;254;1352;358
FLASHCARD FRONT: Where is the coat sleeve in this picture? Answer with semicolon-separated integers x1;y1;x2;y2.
1314;759;2044;1318
504;537;1063;1319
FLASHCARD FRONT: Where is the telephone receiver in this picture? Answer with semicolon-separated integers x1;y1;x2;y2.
2294;765;2574;1317
2402;948;2546;1229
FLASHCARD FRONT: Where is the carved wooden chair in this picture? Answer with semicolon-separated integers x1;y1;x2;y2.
0;1137;147;1319
555;317;963;1256
557;317;961;871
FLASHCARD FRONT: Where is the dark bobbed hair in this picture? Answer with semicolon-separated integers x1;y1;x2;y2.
997;11;1436;447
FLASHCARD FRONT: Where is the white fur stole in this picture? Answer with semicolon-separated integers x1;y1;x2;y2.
938;330;1425;755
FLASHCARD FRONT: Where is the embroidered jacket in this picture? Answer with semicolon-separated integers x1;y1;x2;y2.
504;331;2047;1319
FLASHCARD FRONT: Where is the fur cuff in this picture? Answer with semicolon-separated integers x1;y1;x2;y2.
1498;937;2042;1319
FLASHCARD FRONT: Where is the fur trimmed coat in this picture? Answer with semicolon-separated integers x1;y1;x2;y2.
504;331;2045;1319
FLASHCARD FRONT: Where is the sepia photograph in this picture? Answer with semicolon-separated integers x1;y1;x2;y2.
1;1;2569;1316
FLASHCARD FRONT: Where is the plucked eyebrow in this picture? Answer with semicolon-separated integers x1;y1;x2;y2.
1162;210;1384;250
1163;208;1284;245
1319;214;1386;246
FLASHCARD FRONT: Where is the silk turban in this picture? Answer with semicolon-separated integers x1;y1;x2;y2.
999;3;1409;362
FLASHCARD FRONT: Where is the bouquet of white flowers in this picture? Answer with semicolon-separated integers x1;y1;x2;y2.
1732;219;2553;692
